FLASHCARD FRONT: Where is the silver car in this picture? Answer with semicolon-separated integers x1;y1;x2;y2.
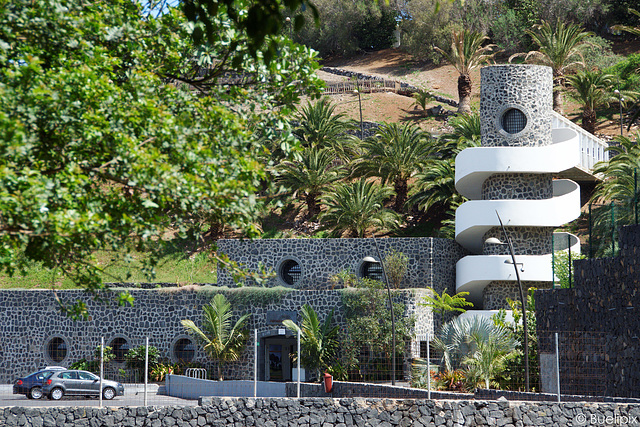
42;370;124;400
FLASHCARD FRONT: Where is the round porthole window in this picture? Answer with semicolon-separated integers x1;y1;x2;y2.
360;259;383;282
46;337;68;363
109;337;130;363
501;108;527;134
173;338;195;363
279;259;301;286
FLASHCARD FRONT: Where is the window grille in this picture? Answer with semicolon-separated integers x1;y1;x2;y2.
501;108;527;134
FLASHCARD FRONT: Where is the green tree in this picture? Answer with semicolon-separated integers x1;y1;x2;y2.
319;179;401;238
463;329;517;389
276;147;346;218
282;304;339;381
383;249;409;289
566;70;616;134
125;345;161;381
181;294;250;380
352;123;433;212
0;0;322;317
510;20;592;113
435;29;498;114
411;90;436;115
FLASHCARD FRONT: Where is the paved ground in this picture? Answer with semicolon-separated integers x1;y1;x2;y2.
0;384;199;408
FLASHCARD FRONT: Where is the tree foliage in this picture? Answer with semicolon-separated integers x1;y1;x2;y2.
0;0;322;318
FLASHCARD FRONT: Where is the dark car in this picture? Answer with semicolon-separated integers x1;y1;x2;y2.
13;369;61;399
42;370;124;400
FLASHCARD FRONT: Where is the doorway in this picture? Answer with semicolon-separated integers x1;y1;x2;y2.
264;337;296;381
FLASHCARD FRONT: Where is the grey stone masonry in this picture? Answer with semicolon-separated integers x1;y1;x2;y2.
481;65;553;147
3;398;640;426
217;237;465;293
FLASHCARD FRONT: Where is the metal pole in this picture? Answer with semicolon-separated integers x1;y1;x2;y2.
254;329;258;398
567;234;572;288
144;337;149;407
426;333;431;400
99;337;104;408
589;203;593;259
297;328;301;398
555;332;561;402
552;233;555;288
371;236;396;386
611;202;615;256
496;212;529;392
355;79;364;138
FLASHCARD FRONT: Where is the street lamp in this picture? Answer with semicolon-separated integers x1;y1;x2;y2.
363;245;396;385
485;212;530;392
285;16;293;39
614;89;624;137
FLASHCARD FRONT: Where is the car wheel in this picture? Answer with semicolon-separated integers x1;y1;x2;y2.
50;387;64;401
102;387;116;400
30;387;43;400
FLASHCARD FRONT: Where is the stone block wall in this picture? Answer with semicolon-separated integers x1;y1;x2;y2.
535;224;640;398
216;237;464;293
3;398;640;426
0;287;429;384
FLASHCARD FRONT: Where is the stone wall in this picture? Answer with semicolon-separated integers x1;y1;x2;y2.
3;398;640;426
0;287;428;384
216;237;464;293
535;224;640;398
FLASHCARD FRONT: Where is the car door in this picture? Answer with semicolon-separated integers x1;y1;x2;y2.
58;371;80;395
77;371;100;396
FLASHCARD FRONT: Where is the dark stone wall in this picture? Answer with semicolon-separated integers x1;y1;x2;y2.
535;224;640;398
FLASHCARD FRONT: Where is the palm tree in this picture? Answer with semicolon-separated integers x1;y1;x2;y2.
612;9;640;131
510;20;592;114
276;147;346;218
566;70;615;135
351;123;433;212
181;294;250;380
411;90;435;115
293;97;357;161
435;29;498;114
319;178;401;238
463;332;517;389
282;304;339;382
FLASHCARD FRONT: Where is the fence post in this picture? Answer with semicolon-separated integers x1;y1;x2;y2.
555;332;560;403
99;337;104;408
144;336;148;407
635;168;638;225
254;329;257;398
426;333;431;400
297;328;301;398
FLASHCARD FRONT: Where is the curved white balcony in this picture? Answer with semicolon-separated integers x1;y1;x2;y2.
455;179;581;253
456;254;553;307
553;231;581;254
455;128;579;199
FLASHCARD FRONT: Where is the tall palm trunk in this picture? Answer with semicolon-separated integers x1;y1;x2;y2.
553;77;564;114
394;178;408;213
582;108;597;135
306;192;320;218
457;74;473;114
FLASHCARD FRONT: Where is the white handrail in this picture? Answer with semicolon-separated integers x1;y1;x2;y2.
551;111;609;170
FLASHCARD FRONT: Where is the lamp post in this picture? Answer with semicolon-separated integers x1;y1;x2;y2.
485;212;530;392
285;16;293;39
363;241;396;386
614;88;624;137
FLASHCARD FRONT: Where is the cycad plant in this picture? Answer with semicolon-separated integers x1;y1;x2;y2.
276;147;346;217
181;294;250;380
411;90;435;115
319;178;401;238
282;304;339;382
351;122;433;212
435;30;498;114
293;97;357;161
509;20;592;113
